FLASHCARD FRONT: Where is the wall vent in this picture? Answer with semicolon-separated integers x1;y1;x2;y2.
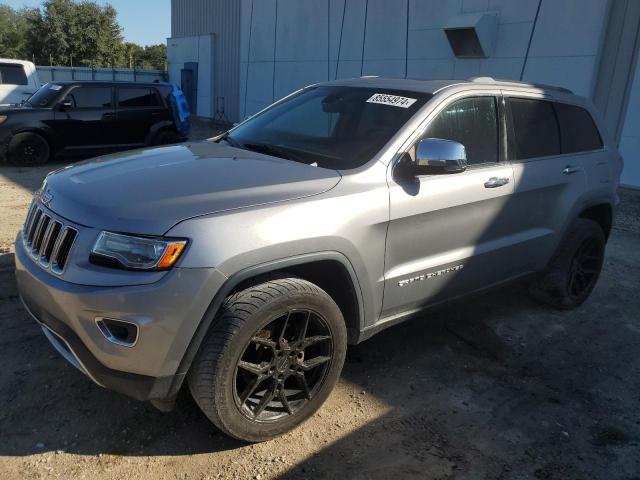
444;12;499;59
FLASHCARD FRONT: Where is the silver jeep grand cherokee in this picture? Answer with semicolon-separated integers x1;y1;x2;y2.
15;77;622;442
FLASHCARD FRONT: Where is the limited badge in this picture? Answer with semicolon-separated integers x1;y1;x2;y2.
366;93;417;108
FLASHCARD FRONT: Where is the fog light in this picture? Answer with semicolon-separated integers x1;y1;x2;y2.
95;317;139;347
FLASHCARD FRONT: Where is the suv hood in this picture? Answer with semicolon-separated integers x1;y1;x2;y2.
44;142;341;235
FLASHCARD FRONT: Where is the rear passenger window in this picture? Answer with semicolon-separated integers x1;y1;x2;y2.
508;98;560;160
0;63;28;85
554;102;603;153
118;88;160;108
423;96;498;165
66;87;112;109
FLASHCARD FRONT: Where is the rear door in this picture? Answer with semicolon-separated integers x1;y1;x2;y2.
52;85;115;150
502;92;589;271
115;86;168;145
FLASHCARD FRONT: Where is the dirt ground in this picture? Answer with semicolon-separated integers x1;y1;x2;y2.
0;149;639;479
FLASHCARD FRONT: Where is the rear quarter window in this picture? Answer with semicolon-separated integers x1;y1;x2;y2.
554;102;603;153
118;87;161;108
0;63;28;86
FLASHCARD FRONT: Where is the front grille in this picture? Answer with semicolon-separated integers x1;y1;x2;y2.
22;200;77;275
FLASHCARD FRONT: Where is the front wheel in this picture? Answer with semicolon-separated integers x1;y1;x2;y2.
6;132;50;166
188;277;347;442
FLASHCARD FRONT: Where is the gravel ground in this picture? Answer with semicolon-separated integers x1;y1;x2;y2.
0;144;639;479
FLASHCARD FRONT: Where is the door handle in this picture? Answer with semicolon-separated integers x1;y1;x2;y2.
102;112;115;119
562;165;580;175
484;177;510;188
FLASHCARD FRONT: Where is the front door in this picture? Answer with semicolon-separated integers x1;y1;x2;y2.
382;94;522;319
52;85;115;150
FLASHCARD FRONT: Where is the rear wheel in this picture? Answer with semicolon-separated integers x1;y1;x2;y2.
7;132;50;166
153;129;180;146
188;277;347;442
530;218;605;309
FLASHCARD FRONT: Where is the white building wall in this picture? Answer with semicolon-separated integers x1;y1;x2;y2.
619;57;640;188
176;0;639;186
239;0;610;120
167;34;215;118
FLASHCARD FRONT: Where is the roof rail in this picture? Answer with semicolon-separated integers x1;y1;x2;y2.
467;76;574;94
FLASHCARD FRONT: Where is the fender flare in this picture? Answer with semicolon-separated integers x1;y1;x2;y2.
165;251;365;398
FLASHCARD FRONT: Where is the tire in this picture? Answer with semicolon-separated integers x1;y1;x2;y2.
188;277;347;442
7;132;50;166
530;218;605;310
153;129;180;146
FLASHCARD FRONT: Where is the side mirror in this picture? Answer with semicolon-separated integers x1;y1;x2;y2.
414;138;467;174
56;99;73;111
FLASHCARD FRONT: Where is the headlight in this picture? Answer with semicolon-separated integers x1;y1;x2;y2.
91;231;187;270
0;115;7;124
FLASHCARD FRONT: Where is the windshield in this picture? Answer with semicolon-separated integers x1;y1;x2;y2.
225;86;431;169
26;83;65;107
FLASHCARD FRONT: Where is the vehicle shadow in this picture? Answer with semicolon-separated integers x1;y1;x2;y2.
0;251;242;456
0;247;520;459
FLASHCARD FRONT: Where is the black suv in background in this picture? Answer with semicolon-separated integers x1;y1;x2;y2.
0;81;188;166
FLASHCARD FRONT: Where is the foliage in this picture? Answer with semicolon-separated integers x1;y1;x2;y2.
0;0;166;70
0;5;37;59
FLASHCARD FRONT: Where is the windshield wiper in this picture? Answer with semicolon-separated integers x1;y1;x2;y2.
243;143;303;163
216;131;244;149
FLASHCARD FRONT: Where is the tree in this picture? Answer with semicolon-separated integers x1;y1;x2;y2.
124;42;143;69
0;5;37;60
137;44;167;70
0;0;166;70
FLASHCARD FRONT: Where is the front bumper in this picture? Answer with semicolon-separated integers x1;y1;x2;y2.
15;235;227;400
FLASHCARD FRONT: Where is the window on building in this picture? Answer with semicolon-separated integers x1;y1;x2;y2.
554;102;603;153
0;63;28;85
118;88;160;108
66;87;112;109
508;98;561;160
423;96;498;165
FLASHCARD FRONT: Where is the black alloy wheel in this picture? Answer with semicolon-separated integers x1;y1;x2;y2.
530;218;605;310
7;132;50;166
188;277;347;442
233;309;333;422
567;237;603;300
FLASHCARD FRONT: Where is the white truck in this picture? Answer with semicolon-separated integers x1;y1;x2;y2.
0;59;41;106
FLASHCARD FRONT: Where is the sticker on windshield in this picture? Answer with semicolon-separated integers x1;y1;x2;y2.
49;85;62;91
366;93;417;108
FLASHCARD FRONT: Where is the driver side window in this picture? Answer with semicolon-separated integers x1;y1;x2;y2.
422;96;498;166
64;87;112;110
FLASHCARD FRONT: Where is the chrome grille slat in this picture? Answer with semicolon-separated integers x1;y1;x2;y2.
22;201;77;276
31;213;48;253
27;209;43;244
39;220;62;265
51;228;77;274
32;214;51;254
23;201;37;238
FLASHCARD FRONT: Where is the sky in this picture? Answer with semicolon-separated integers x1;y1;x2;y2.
1;0;171;46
